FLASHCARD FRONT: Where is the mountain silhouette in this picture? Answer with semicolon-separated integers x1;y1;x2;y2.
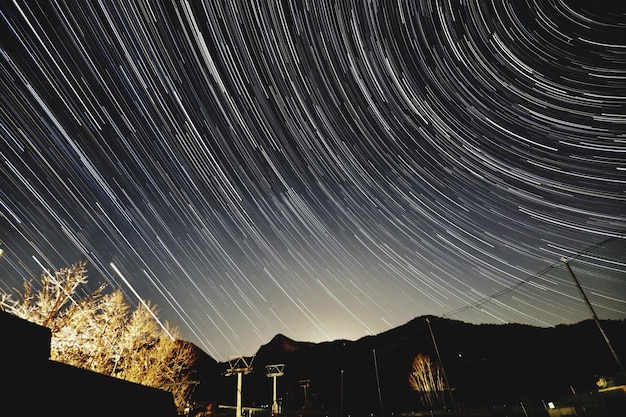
188;316;626;415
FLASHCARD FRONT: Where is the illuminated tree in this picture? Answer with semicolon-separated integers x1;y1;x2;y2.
0;261;196;412
408;353;446;408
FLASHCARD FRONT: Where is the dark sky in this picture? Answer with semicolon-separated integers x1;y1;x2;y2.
1;1;625;359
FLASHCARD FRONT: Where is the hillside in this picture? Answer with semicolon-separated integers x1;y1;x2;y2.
189;316;626;414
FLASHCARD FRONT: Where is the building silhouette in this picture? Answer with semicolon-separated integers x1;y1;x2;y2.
1;309;178;417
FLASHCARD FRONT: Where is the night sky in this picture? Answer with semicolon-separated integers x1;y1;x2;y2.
1;1;625;360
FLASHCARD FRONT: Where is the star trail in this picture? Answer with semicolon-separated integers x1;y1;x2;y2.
1;0;625;360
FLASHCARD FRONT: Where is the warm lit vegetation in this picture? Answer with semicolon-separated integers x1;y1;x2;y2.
0;261;196;412
408;353;446;408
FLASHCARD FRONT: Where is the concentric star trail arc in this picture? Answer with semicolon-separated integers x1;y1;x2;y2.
1;0;625;359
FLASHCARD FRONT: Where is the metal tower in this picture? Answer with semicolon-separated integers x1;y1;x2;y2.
225;355;255;417
265;364;285;416
299;379;310;409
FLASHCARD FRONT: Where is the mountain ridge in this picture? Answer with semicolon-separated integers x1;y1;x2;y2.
188;315;626;414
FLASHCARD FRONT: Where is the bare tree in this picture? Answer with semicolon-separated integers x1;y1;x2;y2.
1;261;196;412
408;353;446;408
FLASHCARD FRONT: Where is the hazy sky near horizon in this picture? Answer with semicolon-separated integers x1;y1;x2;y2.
1;0;625;359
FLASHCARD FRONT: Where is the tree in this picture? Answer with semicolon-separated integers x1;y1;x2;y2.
0;261;197;412
408;353;446;409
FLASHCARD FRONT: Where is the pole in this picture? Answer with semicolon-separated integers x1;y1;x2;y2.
372;349;384;417
303;383;307;407
226;356;254;417
561;257;624;373
426;317;456;413
299;379;310;409
340;369;344;417
272;375;278;416
236;372;243;417
266;364;284;416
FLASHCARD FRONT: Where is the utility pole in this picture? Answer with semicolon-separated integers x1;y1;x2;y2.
225;355;255;417
426;317;456;413
340;369;344;417
266;364;285;416
561;257;624;373
372;349;384;417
